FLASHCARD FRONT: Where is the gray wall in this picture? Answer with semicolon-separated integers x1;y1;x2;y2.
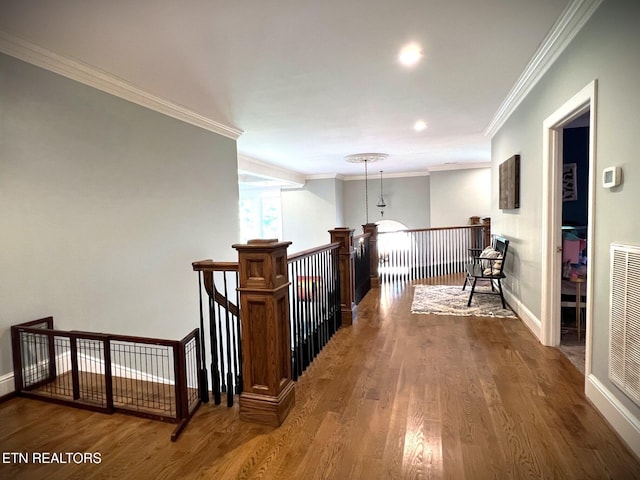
430;168;491;227
491;0;640;420
342;175;431;229
282;171;486;249
281;178;342;251
0;53;240;379
334;177;344;228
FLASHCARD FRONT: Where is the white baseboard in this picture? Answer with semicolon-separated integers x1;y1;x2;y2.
503;288;542;341
0;372;15;398
3;351;177;394
586;374;640;459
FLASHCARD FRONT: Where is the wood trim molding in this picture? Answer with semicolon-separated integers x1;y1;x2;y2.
0;31;243;140
484;0;603;138
541;80;597;349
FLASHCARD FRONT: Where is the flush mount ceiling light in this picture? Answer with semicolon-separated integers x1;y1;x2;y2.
414;120;428;131
345;153;388;223
399;43;423;66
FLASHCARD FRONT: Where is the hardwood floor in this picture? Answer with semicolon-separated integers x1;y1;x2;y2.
2;275;639;479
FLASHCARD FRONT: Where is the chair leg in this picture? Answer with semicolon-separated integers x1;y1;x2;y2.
497;280;506;309
462;275;468;291
468;278;478;307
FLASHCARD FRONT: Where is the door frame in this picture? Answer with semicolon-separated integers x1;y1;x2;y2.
540;80;597;374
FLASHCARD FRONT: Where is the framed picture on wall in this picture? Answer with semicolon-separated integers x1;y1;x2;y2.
563;163;578;201
499;154;520;209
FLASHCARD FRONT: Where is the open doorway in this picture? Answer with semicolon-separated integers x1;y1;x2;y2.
559;113;590;373
540;81;596;379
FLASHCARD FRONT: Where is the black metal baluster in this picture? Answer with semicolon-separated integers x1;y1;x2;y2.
322;250;329;346
215;296;226;394
223;273;234;407
295;261;304;377
235;271;243;394
313;253;319;351
289;262;296;381
337;246;341;326
312;252;320;355
304;256;313;368
208;294;221;405
197;273;209;403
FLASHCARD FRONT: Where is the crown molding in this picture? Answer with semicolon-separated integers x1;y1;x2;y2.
237;155;305;187
0;31;243;140
342;171;431;181
305;173;346;181
427;162;491;173
484;0;603;138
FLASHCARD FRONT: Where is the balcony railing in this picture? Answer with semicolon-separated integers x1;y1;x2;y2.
378;225;486;281
288;242;341;380
189;219;489;427
192;261;241;407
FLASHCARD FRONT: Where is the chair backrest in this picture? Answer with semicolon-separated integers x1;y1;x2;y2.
494;237;509;274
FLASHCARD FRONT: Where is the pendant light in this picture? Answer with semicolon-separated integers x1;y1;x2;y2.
376;170;386;217
345;153;388;224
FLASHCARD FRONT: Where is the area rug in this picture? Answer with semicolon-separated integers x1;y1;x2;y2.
411;284;517;318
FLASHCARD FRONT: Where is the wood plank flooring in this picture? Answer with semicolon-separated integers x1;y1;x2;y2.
1;275;639;479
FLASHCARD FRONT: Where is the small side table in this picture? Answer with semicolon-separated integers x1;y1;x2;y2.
570;276;586;342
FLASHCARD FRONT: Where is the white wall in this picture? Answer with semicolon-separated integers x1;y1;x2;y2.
342;175;431;230
491;0;640;452
0;53;240;383
429;168;491;227
281;178;341;251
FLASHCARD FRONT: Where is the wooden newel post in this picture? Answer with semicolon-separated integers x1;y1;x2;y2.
482;217;492;248
329;228;357;325
232;239;295;426
362;223;380;288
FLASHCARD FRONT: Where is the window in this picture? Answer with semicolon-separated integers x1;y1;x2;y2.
239;186;283;243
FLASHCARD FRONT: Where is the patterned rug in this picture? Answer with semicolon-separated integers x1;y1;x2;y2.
411;284;517;318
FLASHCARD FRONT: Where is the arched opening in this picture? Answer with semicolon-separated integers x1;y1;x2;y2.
376;219;410;276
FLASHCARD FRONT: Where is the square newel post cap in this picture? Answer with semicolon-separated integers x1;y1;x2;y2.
232;239;292;250
362;223;378;234
232;239;291;291
329;228;355;253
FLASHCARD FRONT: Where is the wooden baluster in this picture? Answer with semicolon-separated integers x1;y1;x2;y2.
482;217;492;248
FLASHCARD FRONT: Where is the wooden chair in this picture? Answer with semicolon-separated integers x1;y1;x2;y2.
462;237;510;309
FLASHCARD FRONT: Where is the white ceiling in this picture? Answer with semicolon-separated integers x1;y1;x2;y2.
0;0;570;176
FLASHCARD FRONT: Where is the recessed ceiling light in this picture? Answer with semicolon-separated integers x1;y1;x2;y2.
399;43;423;66
414;120;428;131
